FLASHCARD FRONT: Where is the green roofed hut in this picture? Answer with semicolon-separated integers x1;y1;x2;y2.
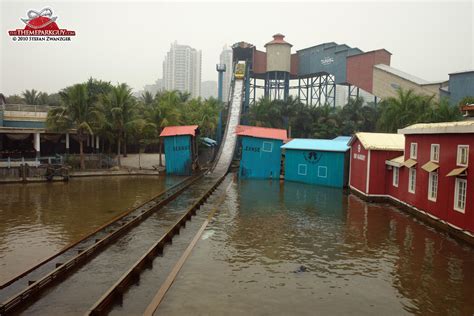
281;137;350;188
236;125;287;179
160;125;199;176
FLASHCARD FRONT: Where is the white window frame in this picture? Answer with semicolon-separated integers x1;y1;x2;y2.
408;168;416;194
430;144;440;163
454;178;467;213
262;141;273;153
410;143;418;160
428;171;438;202
456;145;469;167
392;167;399;187
318;166;327;178
298;164;307;176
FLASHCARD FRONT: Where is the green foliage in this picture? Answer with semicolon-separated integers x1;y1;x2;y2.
458;96;474;107
247;88;462;138
5;94;25;104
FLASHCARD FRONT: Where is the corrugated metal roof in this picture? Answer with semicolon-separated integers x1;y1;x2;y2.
350;132;405;151
281;138;349;152
332;136;351;143
374;64;443;85
236;125;287;141
160;125;199;137
398;121;474;134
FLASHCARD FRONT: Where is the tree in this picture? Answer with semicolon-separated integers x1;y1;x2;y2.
145;91;182;166
311;104;340;139
98;83;137;165
22;89;41;104
376;88;424;132
5;94;25;104
140;91;154;106
47;84;98;169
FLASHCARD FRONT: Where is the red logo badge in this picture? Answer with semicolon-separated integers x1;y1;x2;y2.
8;7;76;41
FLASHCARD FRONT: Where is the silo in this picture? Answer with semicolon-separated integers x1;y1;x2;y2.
265;33;292;72
264;34;292;100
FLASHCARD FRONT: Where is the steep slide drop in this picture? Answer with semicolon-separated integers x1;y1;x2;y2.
211;77;244;176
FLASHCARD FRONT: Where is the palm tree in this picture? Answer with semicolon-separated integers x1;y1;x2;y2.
47;84;98;169
145;91;182;166
98;83;137;166
140;91;154;106
377;88;423;132
22;89;40;104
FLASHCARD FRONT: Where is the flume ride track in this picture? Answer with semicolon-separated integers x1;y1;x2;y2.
0;72;244;316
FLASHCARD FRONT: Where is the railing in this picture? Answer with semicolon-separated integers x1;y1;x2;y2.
2;104;53;113
0;156;62;168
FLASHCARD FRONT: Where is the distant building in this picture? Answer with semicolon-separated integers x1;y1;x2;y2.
440;70;474;106
163;41;202;98
219;45;233;102
201;81;217;99
143;79;163;96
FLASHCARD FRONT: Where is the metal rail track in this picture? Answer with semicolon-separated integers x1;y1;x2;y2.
0;175;193;291
0;173;205;315
86;174;226;315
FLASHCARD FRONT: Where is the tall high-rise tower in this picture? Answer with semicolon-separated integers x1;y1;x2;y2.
219;45;233;102
163;41;202;98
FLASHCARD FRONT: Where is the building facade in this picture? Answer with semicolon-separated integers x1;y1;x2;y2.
349;123;474;237
282;138;350;188
236;125;287;179
163;42;202;98
219;45;233;102
160;125;199;176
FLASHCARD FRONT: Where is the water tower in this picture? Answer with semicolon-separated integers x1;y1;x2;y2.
264;33;292;100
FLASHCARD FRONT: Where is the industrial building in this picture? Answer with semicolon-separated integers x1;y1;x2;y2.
281;138;350;188
230;34;473;109
160;125;199;176
236;125;287;179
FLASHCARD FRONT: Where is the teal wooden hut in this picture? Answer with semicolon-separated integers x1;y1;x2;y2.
236;125;287;179
160;125;199;176
281;138;350;188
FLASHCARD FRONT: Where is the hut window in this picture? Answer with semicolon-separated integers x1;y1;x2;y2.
456;145;469;166
392;167;399;187
408;168;416;194
454;178;467;213
318;166;327;178
428;172;438;202
410;143;418;159
262;141;273;152
430;144;440;162
298;164;307;176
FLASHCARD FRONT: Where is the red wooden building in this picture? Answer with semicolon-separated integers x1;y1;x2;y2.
348;122;474;238
348;132;405;196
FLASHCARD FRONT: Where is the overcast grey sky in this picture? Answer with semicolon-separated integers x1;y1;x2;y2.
1;0;473;95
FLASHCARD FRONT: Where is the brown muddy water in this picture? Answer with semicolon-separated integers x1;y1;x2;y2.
158;178;474;316
0;175;179;284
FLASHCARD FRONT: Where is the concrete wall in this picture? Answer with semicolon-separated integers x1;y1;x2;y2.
372;67;442;101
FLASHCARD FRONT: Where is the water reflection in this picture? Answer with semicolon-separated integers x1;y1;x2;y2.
0;175;178;283
216;179;474;315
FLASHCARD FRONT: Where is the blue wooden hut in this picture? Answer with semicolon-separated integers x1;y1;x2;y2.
281;138;350;188
160;125;199;176
236;125;287;179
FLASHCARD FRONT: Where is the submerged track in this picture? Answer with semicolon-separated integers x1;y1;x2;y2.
0;71;244;316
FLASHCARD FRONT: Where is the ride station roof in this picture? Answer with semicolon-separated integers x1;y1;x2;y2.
282;138;349;152
160;125;199;137
236;125;287;141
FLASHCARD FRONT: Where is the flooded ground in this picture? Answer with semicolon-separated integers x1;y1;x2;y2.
0;175;179;284
159;178;474;316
